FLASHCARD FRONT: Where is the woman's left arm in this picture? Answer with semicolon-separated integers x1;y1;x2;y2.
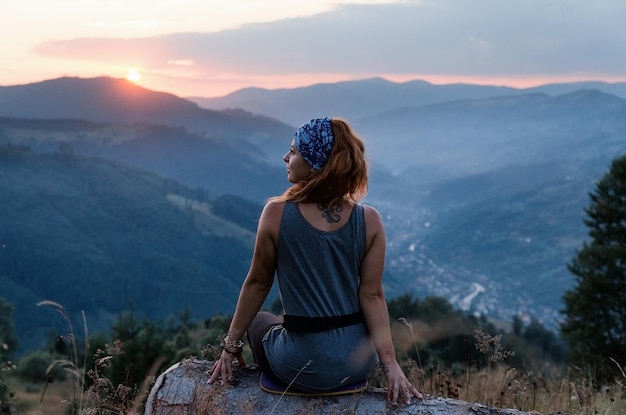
358;206;422;405
208;200;282;385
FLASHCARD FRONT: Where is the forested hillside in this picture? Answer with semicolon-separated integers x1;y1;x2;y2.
0;117;289;202
0;146;265;353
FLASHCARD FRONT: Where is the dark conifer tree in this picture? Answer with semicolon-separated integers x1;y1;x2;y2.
561;154;626;381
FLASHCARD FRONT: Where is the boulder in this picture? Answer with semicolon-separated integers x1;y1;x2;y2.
145;358;548;414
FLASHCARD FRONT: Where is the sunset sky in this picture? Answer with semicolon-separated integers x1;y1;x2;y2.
2;0;625;98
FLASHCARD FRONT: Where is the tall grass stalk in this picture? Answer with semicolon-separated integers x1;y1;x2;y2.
269;360;311;415
473;329;515;406
398;317;434;414
37;300;88;414
610;357;625;387
398;318;425;389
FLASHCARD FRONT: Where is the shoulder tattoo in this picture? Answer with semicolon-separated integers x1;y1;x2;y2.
317;203;343;224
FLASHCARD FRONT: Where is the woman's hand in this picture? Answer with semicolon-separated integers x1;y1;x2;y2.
207;349;246;385
383;361;422;405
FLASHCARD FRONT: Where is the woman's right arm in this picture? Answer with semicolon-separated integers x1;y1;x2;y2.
208;200;283;384
358;205;422;405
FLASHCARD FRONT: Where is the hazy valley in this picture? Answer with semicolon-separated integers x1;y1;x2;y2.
1;76;625;351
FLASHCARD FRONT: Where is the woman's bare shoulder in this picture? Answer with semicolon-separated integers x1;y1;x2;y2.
361;204;385;236
361;204;383;222
259;199;286;228
263;199;286;214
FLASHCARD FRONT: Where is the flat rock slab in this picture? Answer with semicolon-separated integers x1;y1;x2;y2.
145;358;547;414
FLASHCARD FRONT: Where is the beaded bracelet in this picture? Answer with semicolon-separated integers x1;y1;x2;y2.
220;335;244;355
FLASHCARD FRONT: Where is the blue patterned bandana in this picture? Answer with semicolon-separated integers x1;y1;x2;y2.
294;117;334;170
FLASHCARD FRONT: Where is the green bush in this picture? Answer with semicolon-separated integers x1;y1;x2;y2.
15;351;67;383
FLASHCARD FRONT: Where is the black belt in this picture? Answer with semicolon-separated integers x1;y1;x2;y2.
282;311;365;333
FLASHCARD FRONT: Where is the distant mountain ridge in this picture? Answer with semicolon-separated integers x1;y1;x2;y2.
188;77;626;125
358;89;626;177
0;77;294;153
1;76;199;121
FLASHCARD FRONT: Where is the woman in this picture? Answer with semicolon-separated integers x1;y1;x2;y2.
208;117;421;405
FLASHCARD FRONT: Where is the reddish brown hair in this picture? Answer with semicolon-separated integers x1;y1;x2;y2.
272;118;368;207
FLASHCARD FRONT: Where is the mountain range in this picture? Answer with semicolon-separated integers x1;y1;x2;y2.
189;77;626;126
1;76;625;352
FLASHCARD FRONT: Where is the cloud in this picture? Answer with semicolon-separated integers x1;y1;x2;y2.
33;0;626;79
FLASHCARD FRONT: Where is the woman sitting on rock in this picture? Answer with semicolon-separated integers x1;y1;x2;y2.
208;117;422;405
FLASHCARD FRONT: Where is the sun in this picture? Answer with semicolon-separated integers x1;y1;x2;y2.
126;68;141;83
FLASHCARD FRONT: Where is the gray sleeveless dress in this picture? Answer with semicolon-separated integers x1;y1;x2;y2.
262;202;378;392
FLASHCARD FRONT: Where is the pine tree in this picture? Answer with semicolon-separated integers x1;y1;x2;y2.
560;154;626;380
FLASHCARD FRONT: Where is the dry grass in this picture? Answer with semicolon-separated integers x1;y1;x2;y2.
11;361;625;415
392;321;626;415
6;353;626;415
11;379;74;414
4;309;626;415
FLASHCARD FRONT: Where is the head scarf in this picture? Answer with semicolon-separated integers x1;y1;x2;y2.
294;117;334;170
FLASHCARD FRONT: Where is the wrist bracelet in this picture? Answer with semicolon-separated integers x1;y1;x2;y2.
220;335;244;354
223;348;235;356
223;347;240;356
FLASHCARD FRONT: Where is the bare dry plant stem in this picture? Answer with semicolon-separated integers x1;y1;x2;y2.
269;360;311;415
398;318;425;388
398;318;435;415
610;357;626;388
36;301;142;415
130;354;167;414
473;329;515;406
37;300;87;413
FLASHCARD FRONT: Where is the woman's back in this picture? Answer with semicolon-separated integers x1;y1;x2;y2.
263;200;378;392
276;201;365;317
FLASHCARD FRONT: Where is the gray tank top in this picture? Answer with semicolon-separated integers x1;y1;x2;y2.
276;201;366;317
263;202;378;392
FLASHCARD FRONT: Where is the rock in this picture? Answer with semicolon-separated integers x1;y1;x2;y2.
144;358;547;414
